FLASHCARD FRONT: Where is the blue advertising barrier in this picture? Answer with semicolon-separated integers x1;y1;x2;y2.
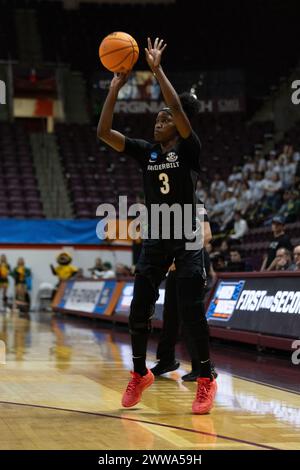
0;219;102;245
53;279;122;317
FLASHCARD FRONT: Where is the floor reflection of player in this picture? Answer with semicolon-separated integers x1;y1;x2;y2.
14;315;30;361
0;313;31;361
50;317;72;371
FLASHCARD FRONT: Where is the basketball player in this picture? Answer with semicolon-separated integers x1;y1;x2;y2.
97;37;217;414
151;204;218;381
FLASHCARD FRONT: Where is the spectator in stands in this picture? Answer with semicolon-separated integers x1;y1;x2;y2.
210;173;226;202
257;153;267;173
260;216;293;270
265;150;280;179
230;211;248;240
227;249;252;272
267;247;292;271
289;245;300;271
211;190;236;230
273;190;300;224
253;150;262;171
195;180;207;202
98;262;115;279
88;257;104;278
231;179;241;198
242;155;255;178
262;172;282;212
203;194;216;214
219;239;230;262
228;166;243;185
278;144;293;165
248;172;265;203
279;153;297;189
219;190;238;231
235;181;252;215
212;254;227;272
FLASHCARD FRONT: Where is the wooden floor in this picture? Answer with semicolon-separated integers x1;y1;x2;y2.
0;311;300;450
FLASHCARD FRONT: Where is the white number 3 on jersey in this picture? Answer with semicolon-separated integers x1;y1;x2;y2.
159;173;170;194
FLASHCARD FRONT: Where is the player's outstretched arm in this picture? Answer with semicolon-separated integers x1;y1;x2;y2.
97;72;129;152
145;37;192;139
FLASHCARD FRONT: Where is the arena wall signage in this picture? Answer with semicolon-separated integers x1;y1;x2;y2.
207;274;300;338
114;98;245;114
115;281;166;322
52;279;166;323
93;70;245;114
52;280;123;317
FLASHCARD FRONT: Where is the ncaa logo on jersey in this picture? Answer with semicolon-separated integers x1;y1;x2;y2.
149;152;158;162
166;152;178;162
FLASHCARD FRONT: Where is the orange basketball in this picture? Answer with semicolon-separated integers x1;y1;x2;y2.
99;32;139;73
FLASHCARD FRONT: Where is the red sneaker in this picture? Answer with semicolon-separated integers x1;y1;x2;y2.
122;369;154;408
192;377;217;414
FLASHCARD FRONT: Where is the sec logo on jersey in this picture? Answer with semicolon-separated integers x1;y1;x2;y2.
166;152;178;162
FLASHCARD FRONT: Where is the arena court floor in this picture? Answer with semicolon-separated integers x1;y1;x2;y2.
0;311;299;450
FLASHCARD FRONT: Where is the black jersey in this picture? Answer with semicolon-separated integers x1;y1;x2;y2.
124;130;201;238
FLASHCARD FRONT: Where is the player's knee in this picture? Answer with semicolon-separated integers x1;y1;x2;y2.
129;292;156;333
134;274;158;303
128;274;158;334
128;318;152;335
128;304;154;335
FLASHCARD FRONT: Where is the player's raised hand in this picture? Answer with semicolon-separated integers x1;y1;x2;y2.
110;71;130;92
145;37;167;72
